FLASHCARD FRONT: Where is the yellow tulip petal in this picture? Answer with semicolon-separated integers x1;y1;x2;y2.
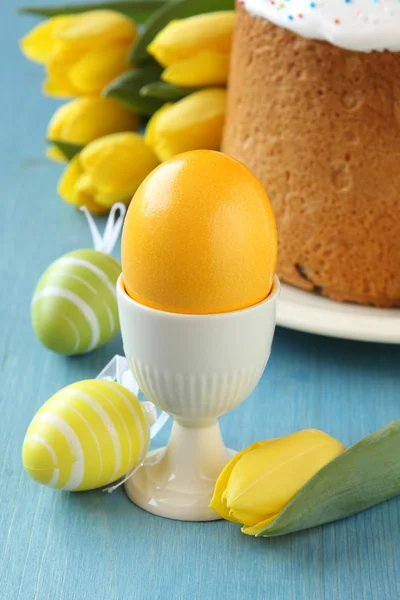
43;76;77;97
58;155;83;205
54;10;136;48
74;174;108;212
61;169;108;213
92;188;132;209
144;103;174;161
209;442;268;521
147;11;235;66
20;16;71;63
68;44;131;95
241;514;279;536
78;196;110;214
145;88;226;161
228;508;274;528
49;39;83;65
81;132;158;192
48;97;139;146
47;101;75;138
46;145;67;162
63;97;139;141
45;42;82;96
225;430;345;516
162;52;230;87
75;172;96;196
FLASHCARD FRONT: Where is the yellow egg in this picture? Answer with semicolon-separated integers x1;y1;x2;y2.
22;380;149;491
121;150;278;315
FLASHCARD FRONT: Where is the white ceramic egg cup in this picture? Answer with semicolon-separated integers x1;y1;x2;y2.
117;275;280;521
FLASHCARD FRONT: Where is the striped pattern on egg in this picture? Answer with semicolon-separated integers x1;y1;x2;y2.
31;249;121;355
22;380;149;491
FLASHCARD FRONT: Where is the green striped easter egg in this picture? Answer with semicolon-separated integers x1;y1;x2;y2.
22;379;150;491
31;249;121;355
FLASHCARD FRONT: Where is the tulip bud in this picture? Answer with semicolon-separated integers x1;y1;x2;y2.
162;51;230;87
148;11;235;66
210;430;345;536
58;132;159;212
145;88;226;162
20;10;137;97
47;97;139;162
147;11;235;87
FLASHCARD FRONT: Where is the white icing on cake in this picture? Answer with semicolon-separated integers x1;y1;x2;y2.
242;0;400;52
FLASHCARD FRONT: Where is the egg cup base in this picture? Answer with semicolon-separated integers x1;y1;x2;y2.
124;420;235;521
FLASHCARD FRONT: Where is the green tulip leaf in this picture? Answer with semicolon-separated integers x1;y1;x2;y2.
49;140;84;161
103;65;164;115
140;81;199;100
130;0;235;63
257;421;400;537
18;1;166;23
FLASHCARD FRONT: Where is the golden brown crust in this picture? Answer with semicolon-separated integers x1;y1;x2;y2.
223;5;400;307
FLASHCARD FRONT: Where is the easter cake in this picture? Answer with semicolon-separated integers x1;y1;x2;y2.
223;0;400;307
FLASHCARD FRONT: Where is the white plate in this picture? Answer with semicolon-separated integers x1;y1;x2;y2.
277;283;400;344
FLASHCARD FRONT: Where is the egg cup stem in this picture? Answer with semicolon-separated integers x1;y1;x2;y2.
125;420;233;521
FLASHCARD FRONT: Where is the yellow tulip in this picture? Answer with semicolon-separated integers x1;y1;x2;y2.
147;11;235;87
58;132;159;211
20;10;137;96
210;430;345;536
145;88;226;162
47;97;139;162
162;52;230;87
148;12;235;66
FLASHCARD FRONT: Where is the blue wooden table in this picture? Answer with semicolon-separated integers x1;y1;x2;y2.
2;3;400;599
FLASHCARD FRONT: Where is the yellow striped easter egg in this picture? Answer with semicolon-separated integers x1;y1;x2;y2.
22;380;149;491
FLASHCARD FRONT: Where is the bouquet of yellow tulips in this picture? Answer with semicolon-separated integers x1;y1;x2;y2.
20;0;235;213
